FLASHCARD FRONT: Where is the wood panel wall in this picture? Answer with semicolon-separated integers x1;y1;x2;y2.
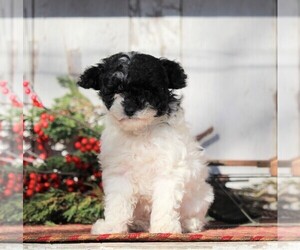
1;0;299;161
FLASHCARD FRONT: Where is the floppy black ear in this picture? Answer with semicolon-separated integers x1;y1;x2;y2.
77;64;105;90
160;59;187;89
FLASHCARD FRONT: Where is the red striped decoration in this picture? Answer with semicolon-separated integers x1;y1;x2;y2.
1;224;299;243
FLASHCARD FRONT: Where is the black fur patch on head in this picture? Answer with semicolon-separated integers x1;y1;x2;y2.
78;52;187;117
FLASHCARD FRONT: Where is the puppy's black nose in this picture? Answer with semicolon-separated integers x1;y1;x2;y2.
124;106;135;117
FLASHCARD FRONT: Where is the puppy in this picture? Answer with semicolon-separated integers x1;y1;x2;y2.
78;52;214;234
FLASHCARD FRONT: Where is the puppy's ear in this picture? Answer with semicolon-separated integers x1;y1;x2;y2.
77;64;105;90
160;59;187;89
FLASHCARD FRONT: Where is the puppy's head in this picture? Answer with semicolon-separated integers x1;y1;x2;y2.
78;52;187;131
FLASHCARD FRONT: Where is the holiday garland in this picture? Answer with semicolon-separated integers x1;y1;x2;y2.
0;80;23;224
0;77;105;225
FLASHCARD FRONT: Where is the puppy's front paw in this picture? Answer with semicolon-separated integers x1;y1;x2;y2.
150;220;182;233
91;219;128;234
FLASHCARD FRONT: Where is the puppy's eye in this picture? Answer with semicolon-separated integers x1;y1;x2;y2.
108;76;120;89
117;84;124;92
117;64;124;71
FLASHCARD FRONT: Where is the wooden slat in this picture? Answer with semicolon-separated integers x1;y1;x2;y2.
181;0;277;160
292;158;300;176
24;0;34;83
0;0;12;82
277;0;300;161
129;0;181;59
209;159;275;168
32;0;130;107
0;0;23;98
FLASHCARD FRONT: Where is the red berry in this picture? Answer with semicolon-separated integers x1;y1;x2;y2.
89;138;96;144
17;174;22;181
81;138;88;145
39;153;47;160
28;181;35;189
31;94;37;100
12;124;20;133
2;88;9;95
53;182;60;188
72;156;80;164
38;131;44;137
93;145;100;153
0;81;7;87
74;142;81;149
29;173;37;180
14;186;22;192
8;173;16;180
42;174;48;181
48;115;55;122
50;173;58;180
80;147;87;152
40;113;48;120
42;121;48;128
10;94;17;101
85;144;92;150
24;88;31;94
66;179;74;186
26;189;34;197
35;185;42;192
3;189;12;197
6;180;15;189
23;81;29;87
33;124;41;133
37;174;42;182
44;182;50;188
65;155;72;163
94;172;102;178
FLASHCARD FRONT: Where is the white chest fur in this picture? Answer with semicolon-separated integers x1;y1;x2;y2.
99;110;200;196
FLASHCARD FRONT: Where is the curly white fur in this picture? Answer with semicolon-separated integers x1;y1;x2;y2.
91;96;214;234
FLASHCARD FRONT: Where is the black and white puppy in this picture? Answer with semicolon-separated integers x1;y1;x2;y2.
78;52;213;234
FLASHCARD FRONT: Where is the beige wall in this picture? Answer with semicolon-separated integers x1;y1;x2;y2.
278;0;300;161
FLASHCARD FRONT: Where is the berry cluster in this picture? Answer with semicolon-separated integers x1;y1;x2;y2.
0;81;22;107
12;119;24;152
21;80;103;200
24;172;60;198
93;170;103;190
64;177;87;192
74;137;101;153
23;81;44;108
0;172;23;198
33;113;55;159
13;120;24;136
65;154;90;170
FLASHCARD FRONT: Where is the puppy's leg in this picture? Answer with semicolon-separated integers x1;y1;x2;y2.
91;175;136;234
181;183;214;233
129;198;151;232
150;178;184;233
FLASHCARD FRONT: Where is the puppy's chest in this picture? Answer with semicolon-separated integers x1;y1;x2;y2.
119;139;160;171
103;136;162;193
